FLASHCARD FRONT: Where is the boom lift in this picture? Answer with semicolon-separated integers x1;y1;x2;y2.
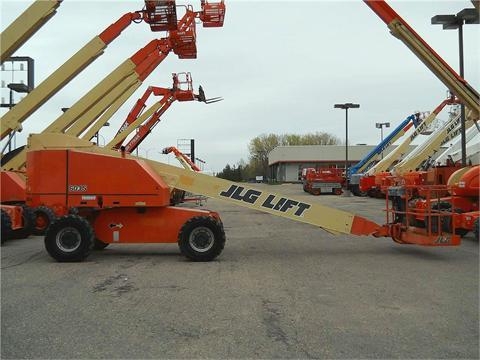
359;96;461;196
364;1;479;121
162;146;205;205
393;112;466;177
107;72;222;153
162;146;201;172
434;126;479;167
0;0;226;241
348;112;422;196
0;0;62;63
24;133;465;263
365;0;479;238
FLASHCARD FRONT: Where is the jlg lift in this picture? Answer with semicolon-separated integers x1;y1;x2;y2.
24;133;464;263
1;0;225;241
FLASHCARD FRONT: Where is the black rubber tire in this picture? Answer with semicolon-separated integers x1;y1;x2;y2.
11;205;35;239
1;209;13;244
32;206;56;235
93;238;109;250
310;189;321;196
473;218;479;242
44;215;94;262
178;216;226;262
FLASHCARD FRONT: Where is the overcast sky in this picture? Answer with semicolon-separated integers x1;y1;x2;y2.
1;0;479;173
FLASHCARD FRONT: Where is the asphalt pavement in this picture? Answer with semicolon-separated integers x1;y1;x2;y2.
1;183;478;359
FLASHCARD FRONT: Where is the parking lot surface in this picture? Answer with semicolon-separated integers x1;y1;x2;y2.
1;183;478;359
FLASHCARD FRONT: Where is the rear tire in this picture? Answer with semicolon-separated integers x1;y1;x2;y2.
45;215;94;262
11;205;35;239
33;206;56;235
178;216;225;262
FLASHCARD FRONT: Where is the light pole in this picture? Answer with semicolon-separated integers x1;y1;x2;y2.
95;122;110;146
334;102;360;195
375;122;390;158
431;7;479;167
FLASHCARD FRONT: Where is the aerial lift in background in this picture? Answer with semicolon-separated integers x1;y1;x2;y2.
348;112;423;196
0;1;179;141
364;0;479;239
301;168;345;196
1;0;62;241
363;1;479;119
303;111;425;197
107;72;222;154
434;125;479;166
359;96;462;197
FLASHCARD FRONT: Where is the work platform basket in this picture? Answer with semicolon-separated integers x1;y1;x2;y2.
200;0;225;27
145;1;178;32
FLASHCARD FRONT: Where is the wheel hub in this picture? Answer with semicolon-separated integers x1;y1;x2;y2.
189;226;214;253
56;226;81;252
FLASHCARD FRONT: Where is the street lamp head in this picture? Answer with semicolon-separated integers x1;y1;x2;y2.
334;103;360;109
457;8;479;24
432;8;479;29
376;122;391;128
431;14;460;29
7;83;30;93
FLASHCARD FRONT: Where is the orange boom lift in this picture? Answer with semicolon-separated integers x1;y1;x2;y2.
1;0;226;241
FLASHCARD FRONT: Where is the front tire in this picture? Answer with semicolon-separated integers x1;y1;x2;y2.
45;215;94;262
178;216;225;262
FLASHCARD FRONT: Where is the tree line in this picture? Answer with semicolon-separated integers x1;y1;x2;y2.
216;132;340;181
